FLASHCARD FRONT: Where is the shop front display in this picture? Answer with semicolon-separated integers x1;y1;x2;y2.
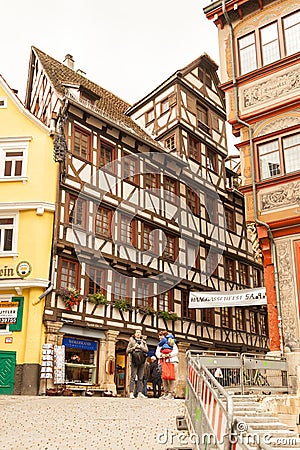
62;337;98;384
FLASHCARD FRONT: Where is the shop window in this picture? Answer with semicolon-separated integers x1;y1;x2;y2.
58;258;79;289
0;215;17;255
95;206;112;237
67;194;86;228
182;291;195;320
63;337;97;384
73;126;91;160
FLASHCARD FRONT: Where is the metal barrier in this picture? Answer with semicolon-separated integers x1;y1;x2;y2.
185;351;288;450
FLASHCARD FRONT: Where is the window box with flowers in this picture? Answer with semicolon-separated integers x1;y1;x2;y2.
158;310;178;321
87;292;108;306
113;298;132;312
57;287;83;310
136;305;156;316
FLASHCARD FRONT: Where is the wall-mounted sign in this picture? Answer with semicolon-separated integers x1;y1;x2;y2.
189;287;267;309
0;265;14;278
0;302;18;324
62;337;97;351
16;261;32;278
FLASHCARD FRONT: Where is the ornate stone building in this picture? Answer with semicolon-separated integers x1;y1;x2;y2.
204;0;300;391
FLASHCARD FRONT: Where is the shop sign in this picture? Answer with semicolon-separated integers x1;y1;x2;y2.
0;261;32;279
62;337;97;351
0;302;18;324
189;287;267;309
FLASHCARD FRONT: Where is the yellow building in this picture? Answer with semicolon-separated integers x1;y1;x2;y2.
0;75;57;394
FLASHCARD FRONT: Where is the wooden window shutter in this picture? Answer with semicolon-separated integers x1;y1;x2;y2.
9;297;24;332
187;95;196;113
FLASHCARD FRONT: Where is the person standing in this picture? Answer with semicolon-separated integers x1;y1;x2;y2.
150;356;162;398
126;329;148;399
142;358;151;397
155;330;179;399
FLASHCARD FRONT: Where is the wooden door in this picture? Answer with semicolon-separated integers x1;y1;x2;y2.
0;351;16;394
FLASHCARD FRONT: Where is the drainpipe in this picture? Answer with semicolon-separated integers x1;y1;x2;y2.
221;1;284;355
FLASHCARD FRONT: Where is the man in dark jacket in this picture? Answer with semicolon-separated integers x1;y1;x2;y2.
150;356;162;398
126;329;148;399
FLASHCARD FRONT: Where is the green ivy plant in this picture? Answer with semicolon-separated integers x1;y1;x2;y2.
87;292;108;306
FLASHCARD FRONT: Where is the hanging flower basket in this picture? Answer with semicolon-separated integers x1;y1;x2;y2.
57;287;83;310
158;310;178;321
87;292;108;305
113;298;132;312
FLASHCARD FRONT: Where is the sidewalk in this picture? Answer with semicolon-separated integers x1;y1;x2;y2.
0;396;187;450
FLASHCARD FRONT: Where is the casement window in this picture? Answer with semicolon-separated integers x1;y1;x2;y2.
206;249;219;277
259;313;268;336
202;308;215;325
206;148;217;172
86;266;106;295
187;187;200;215
113;272;131;301
99;141;114;168
250;310;259;334
136;281;153;308
117;215;136;246
58;259;79;289
67;194;86;228
162;234;178;262
283;11;300;56
144;170;159;190
197;103;209;132
261;22;280;66
163;176;177;203
238;10;300;75
73;126;91;160
221;307;232;328
142;223;157;253
258;132;300;180
95;206;112;237
188;136;201;161
206;194;218;224
225;258;236;282
225;208;236;232
0;138;29;180
161;98;169;114
182;291;195;320
164;135;176;152
146;108;155;123
0;215;17;255
239;263;249;286
123;153;139;184
253;268;262;288
157;290;173;311
236;307;246;331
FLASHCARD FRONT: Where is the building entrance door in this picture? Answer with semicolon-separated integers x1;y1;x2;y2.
0;351;16;394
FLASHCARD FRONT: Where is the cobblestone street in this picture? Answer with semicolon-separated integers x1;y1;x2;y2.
0;396;186;450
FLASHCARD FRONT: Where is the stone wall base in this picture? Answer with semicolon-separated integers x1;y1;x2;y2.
262;395;300;434
14;364;40;395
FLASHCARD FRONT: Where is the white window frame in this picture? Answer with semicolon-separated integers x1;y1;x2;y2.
0;137;30;181
0;212;18;257
0;295;13;334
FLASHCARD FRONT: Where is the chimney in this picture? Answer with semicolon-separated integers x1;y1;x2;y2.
63;54;74;70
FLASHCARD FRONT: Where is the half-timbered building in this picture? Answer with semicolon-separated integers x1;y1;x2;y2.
25;47;266;396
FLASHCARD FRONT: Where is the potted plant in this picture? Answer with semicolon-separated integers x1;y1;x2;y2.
87;292;108;305
113;298;132;312
158;310;179;321
57;287;82;310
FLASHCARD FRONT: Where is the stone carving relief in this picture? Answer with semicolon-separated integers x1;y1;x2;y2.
243;69;300;108
276;239;300;350
257;115;300;137
261;181;300;211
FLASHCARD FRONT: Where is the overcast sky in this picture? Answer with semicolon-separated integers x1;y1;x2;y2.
2;0;219;104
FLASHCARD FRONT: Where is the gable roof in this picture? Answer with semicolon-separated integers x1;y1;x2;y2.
29;47;163;148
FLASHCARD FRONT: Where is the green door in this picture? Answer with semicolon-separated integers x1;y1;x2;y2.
0;351;16;394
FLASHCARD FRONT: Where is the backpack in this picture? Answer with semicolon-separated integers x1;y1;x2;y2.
132;348;146;367
167;336;175;347
152;363;162;380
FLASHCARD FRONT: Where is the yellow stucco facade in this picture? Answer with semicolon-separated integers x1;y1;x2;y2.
0;76;57;394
